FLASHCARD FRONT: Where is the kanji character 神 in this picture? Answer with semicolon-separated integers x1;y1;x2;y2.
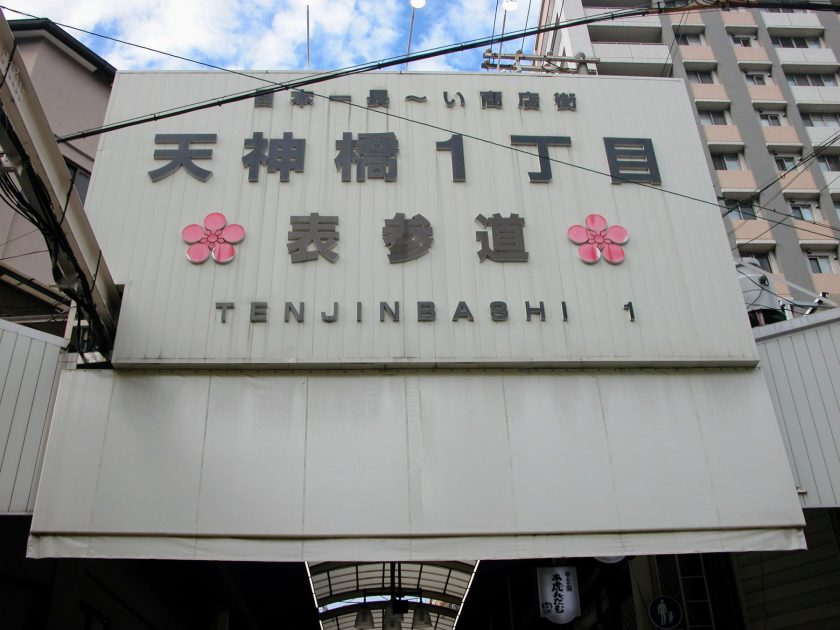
242;132;305;182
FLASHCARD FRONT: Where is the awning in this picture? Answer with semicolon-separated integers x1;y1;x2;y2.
28;369;805;560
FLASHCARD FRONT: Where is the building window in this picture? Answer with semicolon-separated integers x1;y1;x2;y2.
745;72;771;86
765;7;804;13
807;254;832;273
774;154;800;171
770;36;821;49
712;153;743;171
687;70;715;84
787;72;838;87
676;32;703;46
731;34;753;47
801;112;840;127
740;251;773;272
698;109;727;125
818;155;840;171
726;200;757;220
789;202;819;221
759;112;783;126
65;161;91;204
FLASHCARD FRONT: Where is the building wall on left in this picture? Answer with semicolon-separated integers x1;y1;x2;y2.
0;318;66;513
0;20;113;337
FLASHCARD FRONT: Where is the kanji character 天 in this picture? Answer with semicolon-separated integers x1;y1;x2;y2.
382;213;433;263
148;134;217;182
475;213;528;262
242;132;305;182
287;213;339;263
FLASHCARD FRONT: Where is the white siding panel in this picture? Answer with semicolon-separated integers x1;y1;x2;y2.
756;311;840;507
83;72;757;368
0;320;66;513
29;369;804;560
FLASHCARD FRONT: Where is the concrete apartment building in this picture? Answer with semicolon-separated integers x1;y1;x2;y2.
535;1;840;313
0;19;113;338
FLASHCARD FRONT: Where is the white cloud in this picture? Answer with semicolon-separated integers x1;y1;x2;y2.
6;0;524;73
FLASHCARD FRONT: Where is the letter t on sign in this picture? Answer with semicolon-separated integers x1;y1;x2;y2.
216;302;234;323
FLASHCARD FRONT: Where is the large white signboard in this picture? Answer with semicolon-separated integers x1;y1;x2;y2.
29;72;805;562
84;72;756;367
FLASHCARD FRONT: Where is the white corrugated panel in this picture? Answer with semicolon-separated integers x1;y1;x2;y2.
82;72;757;368
755;309;840;508
0;319;67;513
28;368;804;560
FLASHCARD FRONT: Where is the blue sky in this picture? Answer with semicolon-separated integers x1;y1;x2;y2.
7;1;539;73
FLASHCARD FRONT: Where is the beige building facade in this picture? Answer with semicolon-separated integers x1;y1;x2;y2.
0;19;113;337
535;1;840;312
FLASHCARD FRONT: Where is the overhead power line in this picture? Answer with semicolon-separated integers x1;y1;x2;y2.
7;0;840;273
11;0;835;231
44;2;726;142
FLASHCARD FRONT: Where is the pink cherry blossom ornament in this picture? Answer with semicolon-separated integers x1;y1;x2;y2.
182;212;245;264
567;213;629;265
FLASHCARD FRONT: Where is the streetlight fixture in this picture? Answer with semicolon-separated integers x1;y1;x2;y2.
405;0;426;70
498;0;518;69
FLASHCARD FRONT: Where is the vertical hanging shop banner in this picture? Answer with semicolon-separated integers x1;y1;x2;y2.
538;567;581;625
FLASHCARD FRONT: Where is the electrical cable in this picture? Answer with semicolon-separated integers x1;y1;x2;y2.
725;128;840;245
0;227;38;248
730;155;840;251
6;5;830;245
0;248;48;261
520;0;534;53
737;270;809;311
17;0;811;230
661;5;689;78
4;0;838;349
0;108;106;352
45;2;722;143
8;3;762;217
